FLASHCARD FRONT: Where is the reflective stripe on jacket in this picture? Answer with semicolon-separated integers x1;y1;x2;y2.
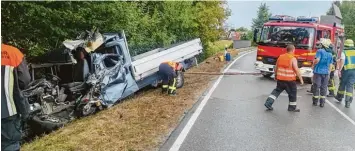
276;53;296;81
1;44;31;118
344;48;355;70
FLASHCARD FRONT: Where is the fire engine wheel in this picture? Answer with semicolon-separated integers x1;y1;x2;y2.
304;77;313;84
261;72;273;78
176;71;184;89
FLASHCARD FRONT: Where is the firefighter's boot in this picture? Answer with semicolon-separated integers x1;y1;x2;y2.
327;91;335;97
345;101;351;108
287;108;300;112
307;87;314;94
168;90;176;96
327;80;335;97
264;98;274;110
287;101;300;112
345;97;352;108
168;86;177;96
312;97;319;106
335;94;343;103
162;85;168;94
319;98;325;108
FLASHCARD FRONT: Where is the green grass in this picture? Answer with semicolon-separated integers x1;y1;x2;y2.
205;40;233;58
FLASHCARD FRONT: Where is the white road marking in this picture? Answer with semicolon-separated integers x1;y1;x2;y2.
326;99;355;126
169;50;256;151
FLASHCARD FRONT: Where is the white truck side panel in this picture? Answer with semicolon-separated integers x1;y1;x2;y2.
131;38;203;81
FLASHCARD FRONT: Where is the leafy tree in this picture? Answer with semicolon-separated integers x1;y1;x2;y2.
234;27;252;41
235;27;249;32
251;3;272;30
325;1;355;40
341;1;355;40
246;30;254;41
1;1;230;60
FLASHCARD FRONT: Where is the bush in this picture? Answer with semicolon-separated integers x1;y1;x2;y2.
1;1;230;62
345;25;355;40
205;40;233;58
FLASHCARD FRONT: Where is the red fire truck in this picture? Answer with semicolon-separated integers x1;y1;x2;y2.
253;15;344;83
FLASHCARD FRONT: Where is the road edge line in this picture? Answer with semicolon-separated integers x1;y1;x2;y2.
325;99;355;126
168;50;255;151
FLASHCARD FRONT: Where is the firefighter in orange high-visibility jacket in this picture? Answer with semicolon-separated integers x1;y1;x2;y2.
158;61;182;96
264;44;304;112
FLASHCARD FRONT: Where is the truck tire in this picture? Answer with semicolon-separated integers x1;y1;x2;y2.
304;77;313;84
261;72;273;78
77;103;97;117
32;115;68;132
176;71;184;89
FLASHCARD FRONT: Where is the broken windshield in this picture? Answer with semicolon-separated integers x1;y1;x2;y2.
259;25;315;49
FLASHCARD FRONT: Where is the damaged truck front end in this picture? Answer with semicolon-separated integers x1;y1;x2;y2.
24;30;140;137
23;28;203;139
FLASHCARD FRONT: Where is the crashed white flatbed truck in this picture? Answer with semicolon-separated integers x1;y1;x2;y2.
131;38;203;87
63;31;203;105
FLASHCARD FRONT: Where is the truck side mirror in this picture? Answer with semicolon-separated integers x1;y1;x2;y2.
253;29;259;43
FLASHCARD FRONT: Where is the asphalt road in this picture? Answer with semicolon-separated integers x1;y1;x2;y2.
161;50;355;151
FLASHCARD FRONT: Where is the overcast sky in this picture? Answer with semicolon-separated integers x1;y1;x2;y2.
226;1;333;29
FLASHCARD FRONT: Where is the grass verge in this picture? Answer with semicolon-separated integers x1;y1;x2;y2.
22;43;252;151
205;40;233;57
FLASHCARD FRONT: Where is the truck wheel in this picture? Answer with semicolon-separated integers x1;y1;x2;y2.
32;115;68;132
262;72;273;78
176;71;184;89
304;77;313;84
76;103;97;117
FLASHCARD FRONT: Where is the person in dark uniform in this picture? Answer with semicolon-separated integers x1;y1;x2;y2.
335;39;355;108
312;38;333;107
264;44;304;112
158;61;182;96
1;44;31;151
307;40;336;97
326;43;337;97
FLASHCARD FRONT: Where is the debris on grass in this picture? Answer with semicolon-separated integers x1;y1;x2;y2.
22;47;254;151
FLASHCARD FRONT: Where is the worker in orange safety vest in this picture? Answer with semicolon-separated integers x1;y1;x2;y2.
264;44;304;112
158;61;182;96
1;44;31;151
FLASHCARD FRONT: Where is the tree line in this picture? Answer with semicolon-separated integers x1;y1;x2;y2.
327;1;355;40
1;1;230;61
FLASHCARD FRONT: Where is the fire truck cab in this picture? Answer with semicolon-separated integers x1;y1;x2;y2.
253;15;344;83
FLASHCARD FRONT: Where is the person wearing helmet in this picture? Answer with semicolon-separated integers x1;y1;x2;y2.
326;39;337;97
335;39;355;108
307;39;336;96
312;38;333;107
